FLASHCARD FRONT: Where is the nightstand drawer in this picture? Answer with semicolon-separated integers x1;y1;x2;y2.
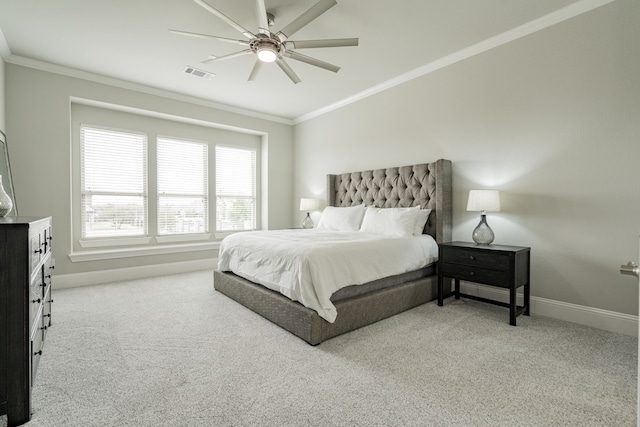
441;247;510;270
441;262;511;288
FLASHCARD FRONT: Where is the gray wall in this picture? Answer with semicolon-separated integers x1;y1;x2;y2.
5;65;294;276
294;0;640;315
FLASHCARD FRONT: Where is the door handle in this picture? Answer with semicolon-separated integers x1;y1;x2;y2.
620;262;639;278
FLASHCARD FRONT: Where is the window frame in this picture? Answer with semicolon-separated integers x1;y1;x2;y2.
79;124;149;242
70;101;262;259
215;144;258;233
156;136;209;237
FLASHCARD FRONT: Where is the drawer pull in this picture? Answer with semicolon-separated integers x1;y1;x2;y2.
45;275;52;279
32;298;41;304
469;271;475;276
469;255;476;260
34;248;43;254
34;350;42;356
43;314;51;318
40;326;48;331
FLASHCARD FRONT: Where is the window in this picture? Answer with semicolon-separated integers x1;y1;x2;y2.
72;102;262;257
80;126;147;238
216;146;256;231
157;137;208;235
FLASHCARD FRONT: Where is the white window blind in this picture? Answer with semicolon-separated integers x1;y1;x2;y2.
215;146;256;231
80;126;147;238
157;138;208;235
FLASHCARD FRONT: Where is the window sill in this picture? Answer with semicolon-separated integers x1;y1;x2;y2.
69;241;220;262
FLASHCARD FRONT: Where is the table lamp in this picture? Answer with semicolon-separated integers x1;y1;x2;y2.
466;190;501;245
299;198;320;229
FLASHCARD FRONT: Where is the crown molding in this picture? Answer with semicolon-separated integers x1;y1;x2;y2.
1;0;617;126
4;54;294;126
293;0;617;124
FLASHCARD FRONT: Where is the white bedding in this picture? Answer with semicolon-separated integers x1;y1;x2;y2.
217;229;439;323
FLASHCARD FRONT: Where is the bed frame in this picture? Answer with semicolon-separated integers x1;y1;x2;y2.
213;159;452;345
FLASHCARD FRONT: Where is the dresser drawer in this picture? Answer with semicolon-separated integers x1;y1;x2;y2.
29;275;44;329
441;262;511;288
28;218;51;274
30;319;44;387
42;285;52;339
441;247;510;271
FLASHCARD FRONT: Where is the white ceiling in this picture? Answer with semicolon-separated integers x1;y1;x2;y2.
0;0;596;122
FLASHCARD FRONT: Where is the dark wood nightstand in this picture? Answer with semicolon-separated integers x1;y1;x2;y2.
438;241;531;326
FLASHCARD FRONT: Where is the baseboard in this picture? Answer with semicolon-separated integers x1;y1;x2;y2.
52;259;218;289
53;265;638;337
458;282;638;337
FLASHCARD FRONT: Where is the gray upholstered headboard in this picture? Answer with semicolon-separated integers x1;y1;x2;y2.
326;159;452;243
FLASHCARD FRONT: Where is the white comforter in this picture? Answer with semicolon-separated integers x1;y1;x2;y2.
217;229;438;323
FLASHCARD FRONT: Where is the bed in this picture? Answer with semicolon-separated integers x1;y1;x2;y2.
213;159;452;345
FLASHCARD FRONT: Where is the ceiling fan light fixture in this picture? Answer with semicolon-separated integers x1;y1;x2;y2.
257;44;278;62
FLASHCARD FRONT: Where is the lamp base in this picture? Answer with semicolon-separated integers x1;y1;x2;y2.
302;212;314;229
472;214;494;245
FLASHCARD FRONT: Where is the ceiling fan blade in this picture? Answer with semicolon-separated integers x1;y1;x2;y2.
169;29;250;46
193;0;255;39
276;58;301;84
201;49;252;63
253;0;270;36
248;60;263;81
285;38;358;49
284;51;340;73
276;0;337;42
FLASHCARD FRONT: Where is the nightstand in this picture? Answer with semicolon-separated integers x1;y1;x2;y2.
438;241;531;326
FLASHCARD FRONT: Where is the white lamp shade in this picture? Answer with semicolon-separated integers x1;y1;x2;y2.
299;198;320;211
466;190;501;212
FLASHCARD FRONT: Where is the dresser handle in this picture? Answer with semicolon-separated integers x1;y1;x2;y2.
32;298;41;304
45;275;52;279
40;325;48;331
469;255;475;260
34;350;42;356
34;248;43;254
469;271;475;276
43;314;51;318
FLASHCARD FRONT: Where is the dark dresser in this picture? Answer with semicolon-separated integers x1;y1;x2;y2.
0;217;54;426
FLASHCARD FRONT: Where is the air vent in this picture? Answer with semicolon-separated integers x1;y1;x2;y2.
184;66;214;80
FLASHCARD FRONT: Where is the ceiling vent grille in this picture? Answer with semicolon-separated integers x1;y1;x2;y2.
184;66;214;80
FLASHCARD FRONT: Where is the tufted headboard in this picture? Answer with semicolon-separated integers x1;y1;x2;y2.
326;159;452;243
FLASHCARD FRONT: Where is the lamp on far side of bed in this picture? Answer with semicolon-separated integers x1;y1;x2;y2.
467;190;501;245
300;198;320;229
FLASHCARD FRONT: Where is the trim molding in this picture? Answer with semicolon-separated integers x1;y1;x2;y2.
293;0;617;124
1;0;615;125
4;54;293;125
52;259;218;289
68;241;220;262
459;282;638;337
53;262;637;337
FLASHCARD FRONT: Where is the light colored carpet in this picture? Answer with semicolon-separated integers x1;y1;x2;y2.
1;270;636;426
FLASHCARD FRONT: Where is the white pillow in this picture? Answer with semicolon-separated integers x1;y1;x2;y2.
413;209;432;235
359;206;420;237
316;204;366;231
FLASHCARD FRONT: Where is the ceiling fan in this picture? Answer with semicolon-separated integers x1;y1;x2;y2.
170;0;358;84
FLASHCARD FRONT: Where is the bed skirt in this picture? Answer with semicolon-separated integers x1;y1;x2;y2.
213;269;438;345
